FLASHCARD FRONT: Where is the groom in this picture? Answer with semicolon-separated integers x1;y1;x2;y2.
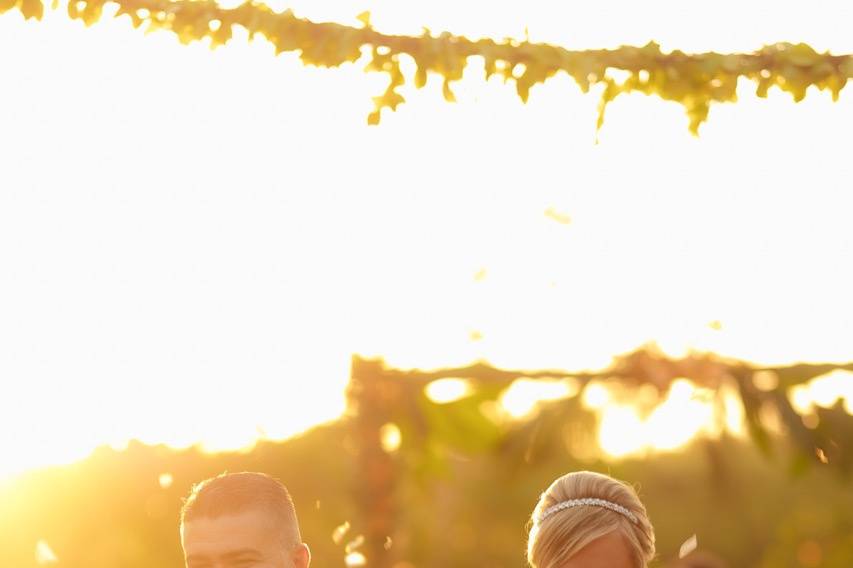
180;471;311;568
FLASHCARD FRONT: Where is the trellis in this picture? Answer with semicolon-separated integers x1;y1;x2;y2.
346;350;853;567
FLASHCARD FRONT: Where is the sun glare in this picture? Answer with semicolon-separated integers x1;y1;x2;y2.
598;379;736;458
582;383;612;410
790;370;853;414
1;0;852;478
425;379;474;404
500;378;580;418
35;540;59;565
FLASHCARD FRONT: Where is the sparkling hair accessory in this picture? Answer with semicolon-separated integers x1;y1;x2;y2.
538;497;639;525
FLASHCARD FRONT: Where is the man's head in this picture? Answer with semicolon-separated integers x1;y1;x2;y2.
180;472;310;568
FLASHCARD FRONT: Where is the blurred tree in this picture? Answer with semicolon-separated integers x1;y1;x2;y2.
347;347;853;567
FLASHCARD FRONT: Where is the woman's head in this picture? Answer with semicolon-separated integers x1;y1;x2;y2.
527;471;655;568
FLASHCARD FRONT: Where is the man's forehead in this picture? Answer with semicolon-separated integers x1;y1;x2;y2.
182;508;282;548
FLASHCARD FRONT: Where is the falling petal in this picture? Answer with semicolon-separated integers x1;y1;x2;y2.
345;535;365;554
679;534;698;559
332;521;351;544
35;540;58;565
544;206;571;225
345;552;367;567
380;423;402;453
159;473;174;489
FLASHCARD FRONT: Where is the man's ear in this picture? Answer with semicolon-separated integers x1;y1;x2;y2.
291;543;311;568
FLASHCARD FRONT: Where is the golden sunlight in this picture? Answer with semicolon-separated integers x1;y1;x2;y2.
425;379;474;404
35;540;58;565
790;370;853;414
1;0;852;480
595;379;737;458
499;378;580;419
380;423;403;453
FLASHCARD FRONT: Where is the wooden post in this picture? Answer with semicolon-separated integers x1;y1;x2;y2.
348;356;397;568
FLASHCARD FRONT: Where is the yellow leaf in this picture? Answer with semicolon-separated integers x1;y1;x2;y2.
356;10;370;28
686;99;710;136
83;4;103;26
516;75;532;103
596;78;620;132
755;75;773;98
19;0;42;20
210;23;233;48
516;64;548;103
367;110;381;125
415;66;428;89
721;54;742;73
379;91;405;111
442;79;456;102
483;57;497;80
840;59;853;79
786;42;818;66
0;0;20;14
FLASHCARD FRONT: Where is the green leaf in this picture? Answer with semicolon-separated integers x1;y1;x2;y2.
418;383;507;454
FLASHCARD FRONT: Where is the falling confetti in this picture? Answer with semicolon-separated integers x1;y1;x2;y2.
380;423;402;453
679;534;698;559
816;447;829;464
384;536;393;551
332;521;351;545
159;473;174;489
544;206;572;225
35;540;58;565
345;552;367;567
345;535;365;554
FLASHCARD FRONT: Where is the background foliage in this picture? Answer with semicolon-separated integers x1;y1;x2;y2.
1;394;851;567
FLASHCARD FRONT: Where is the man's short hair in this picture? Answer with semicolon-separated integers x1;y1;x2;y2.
181;471;302;546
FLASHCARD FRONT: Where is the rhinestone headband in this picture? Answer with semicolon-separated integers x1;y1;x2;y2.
538;497;639;525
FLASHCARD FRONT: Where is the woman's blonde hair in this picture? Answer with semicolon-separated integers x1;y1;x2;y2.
527;471;655;568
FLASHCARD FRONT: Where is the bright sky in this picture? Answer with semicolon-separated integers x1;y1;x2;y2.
1;0;853;478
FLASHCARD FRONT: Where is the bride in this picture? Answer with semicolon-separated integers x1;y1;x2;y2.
526;471;656;568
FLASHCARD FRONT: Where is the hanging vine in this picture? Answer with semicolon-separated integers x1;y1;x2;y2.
4;0;853;133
